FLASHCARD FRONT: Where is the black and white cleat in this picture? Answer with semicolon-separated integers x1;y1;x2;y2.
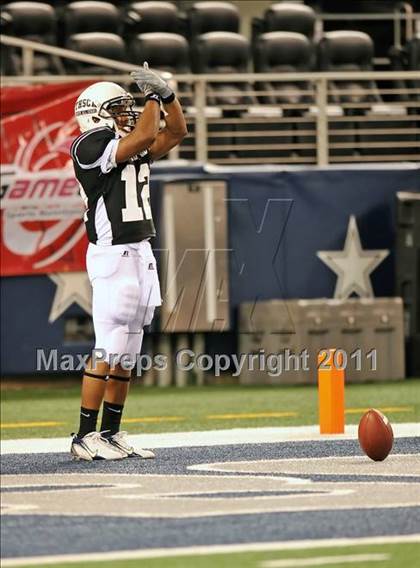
106;431;155;459
70;432;126;461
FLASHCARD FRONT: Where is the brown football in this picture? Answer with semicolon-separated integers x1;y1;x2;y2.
358;409;394;461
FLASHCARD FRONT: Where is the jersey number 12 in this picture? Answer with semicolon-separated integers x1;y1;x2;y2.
121;163;152;222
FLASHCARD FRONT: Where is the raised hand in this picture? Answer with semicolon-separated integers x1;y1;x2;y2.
130;62;174;103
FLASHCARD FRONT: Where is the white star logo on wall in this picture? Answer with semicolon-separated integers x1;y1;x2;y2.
48;272;92;323
317;215;389;299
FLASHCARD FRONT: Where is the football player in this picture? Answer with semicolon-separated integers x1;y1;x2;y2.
70;64;187;460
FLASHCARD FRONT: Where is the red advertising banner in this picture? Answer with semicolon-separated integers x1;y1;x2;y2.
1;82;93;276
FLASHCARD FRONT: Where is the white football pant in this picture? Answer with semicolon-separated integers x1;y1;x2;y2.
86;240;161;367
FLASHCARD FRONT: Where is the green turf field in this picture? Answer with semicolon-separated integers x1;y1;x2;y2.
1;379;419;439
14;542;420;568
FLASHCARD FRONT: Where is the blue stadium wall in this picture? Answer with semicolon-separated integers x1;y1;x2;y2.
1;164;419;375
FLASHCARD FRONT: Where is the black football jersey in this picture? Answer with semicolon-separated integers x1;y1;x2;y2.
70;126;156;245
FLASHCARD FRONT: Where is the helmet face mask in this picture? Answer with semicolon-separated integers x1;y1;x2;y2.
75;82;139;134
99;96;140;134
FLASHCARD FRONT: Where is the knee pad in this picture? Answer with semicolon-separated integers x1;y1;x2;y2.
94;323;130;366
111;279;141;324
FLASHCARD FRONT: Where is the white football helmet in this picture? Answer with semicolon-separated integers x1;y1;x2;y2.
74;81;139;134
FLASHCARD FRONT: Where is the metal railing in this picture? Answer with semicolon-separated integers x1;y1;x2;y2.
0;34;136;75
1;35;420;165
178;73;420;165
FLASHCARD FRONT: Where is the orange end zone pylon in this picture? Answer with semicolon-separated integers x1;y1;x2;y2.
318;349;345;434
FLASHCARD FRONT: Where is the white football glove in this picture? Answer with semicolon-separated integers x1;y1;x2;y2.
130;62;175;103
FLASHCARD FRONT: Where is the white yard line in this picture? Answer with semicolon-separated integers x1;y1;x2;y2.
1;535;419;567
260;553;389;567
1;423;419;455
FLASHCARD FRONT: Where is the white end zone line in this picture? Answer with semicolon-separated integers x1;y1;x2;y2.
2;535;419;567
260;553;389;567
188;453;420;476
1;423;419;455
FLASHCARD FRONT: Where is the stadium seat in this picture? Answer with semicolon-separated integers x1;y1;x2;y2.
188;1;239;38
317;31;379;157
252;2;316;47
318;31;381;106
254;31;313;105
191;31;254;160
2;2;64;74
129;32;189;73
3;0;56;37
264;2;315;38
63;1;120;38
124;1;182;37
319;31;415;157
191;32;252;105
129;32;191;105
66;32;126;74
249;31;314;161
